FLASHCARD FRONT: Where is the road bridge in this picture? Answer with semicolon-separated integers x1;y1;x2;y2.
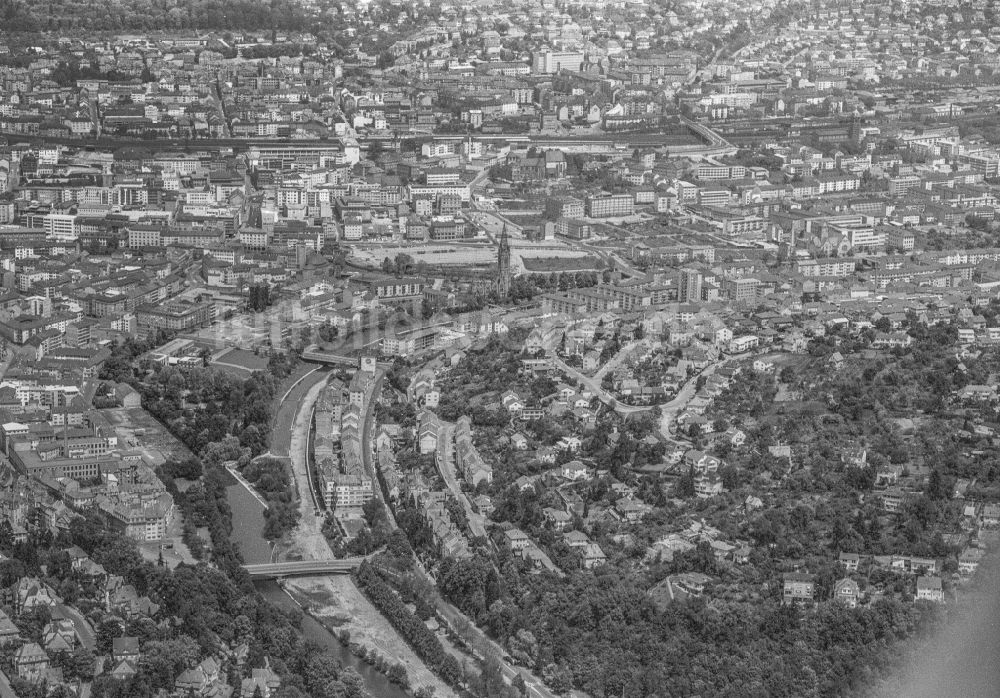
300;348;360;366
242;558;364;579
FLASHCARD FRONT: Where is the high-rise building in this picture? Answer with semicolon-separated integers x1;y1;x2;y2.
679;268;703;302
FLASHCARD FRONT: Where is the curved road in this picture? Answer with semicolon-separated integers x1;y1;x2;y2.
549;352;649;416
658;359;727;438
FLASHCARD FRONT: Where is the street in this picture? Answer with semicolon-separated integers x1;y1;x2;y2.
658;360;727;438
549;353;648;416
434;423;488;538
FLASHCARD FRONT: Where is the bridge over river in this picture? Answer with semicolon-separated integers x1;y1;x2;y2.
242;558;364;579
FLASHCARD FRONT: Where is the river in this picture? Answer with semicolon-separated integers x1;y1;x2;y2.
225;477;409;698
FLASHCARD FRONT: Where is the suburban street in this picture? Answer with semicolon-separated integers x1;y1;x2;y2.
435;423;488;539
360;369;388;517
549;353;648;415
359;374;558;697
658;360;726;438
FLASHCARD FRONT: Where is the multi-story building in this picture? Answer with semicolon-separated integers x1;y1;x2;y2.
546;196;585;220
103;497;173;541
722;276;760;304
407;183;471;203
532;50;584;74
366;277;424;305
136;301;214;337
679;268;703;303
696;163;747;180
540;288;620;314
323;471;374;509
554;217;591;239
42;214;78;241
888;175;922;196
585;194;634;218
127;224;163;248
887;227;916;252
794;258;857;277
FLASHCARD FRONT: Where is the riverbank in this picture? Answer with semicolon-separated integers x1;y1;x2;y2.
285;576;459;698
280;375;331;561
269;363;459;697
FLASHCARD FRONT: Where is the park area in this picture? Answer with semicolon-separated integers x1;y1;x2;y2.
209;347;271;376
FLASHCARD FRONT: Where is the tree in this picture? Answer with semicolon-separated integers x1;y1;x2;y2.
340;667;366;698
542;664;574;695
247;284;271;311
925;468;949;500
0;520;13;550
387;663;409;688
675;466;696;498
394;253;413;275
95;619;123;655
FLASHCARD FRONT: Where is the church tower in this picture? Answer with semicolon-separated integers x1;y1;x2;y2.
496;224;511;299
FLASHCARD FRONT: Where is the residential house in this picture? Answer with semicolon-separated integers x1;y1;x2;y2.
543;507;572;530
833;578;860;608
0;609;20;645
782;572;816;605
417;411;441;454
982;503;1000;527
959;547;984;576
14;642;49;683
614;498;649;522
916;575;944;603
839;552;861;572
13;577;59;614
504;528;531;551
41;618;76;653
241;658;281;698
112;636;140;664
561;460;589;481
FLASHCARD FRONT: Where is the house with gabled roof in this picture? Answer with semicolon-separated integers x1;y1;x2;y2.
14;642;49;682
112;636;139;664
13;577;60;614
241;657;281;697
504;528;531;551
543;507;572;530
110;657;138;681
0;609;20;645
833;578;859;608
916;575;944;603
41;618;76;653
838;552;861;572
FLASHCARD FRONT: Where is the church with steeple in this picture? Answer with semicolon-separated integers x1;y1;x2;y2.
496;224;511;299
